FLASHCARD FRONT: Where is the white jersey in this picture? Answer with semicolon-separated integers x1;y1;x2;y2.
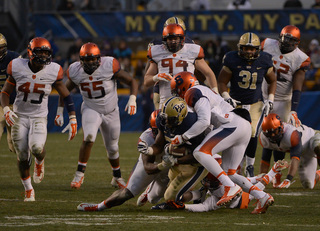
183;85;234;140
148;43;204;106
259;123;315;153
67;56;120;115
261;38;310;101
8;58;63;117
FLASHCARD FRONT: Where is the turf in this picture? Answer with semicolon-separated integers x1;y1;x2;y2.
1;132;320;231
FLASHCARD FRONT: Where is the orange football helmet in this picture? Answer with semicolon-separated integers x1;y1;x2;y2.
149;109;160;137
279;25;300;53
171;71;199;98
27;37;52;65
262;113;284;142
0;33;7;60
162;24;185;53
79;42;101;74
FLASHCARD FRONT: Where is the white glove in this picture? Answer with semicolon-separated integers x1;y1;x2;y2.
137;141;153;155
153;73;172;83
226;98;240;108
125;95;137;116
171;134;190;147
277;179;295;189
288;111;301;127
162;154;177;167
221;92;240;108
262;100;274;116
3;106;18;126
54;106;64;127
62;115;77;141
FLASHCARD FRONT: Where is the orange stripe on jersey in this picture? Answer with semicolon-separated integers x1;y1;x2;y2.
1;91;9;96
197;46;204;59
216;171;227;178
300;57;311;69
7;60;13;75
56;66;64;81
239;192;250;209
199;127;236;155
260;39;267;50
6;79;16;86
227;169;237;175
290;130;300;147
291;156;300;161
112;58;121;74
147;46;152;59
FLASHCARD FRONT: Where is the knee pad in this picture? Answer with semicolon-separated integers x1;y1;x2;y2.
30;144;43;157
107;151;119;160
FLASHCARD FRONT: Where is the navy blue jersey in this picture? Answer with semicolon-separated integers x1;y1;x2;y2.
149;36;194;47
0;50;20;104
156;111;205;151
223;51;273;104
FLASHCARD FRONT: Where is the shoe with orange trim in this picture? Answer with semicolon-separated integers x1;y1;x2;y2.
71;171;84;189
216;184;242;206
111;177;126;189
77;203;99;211
24;189;35;202
33;159;44;184
251;193;274;214
137;185;149;207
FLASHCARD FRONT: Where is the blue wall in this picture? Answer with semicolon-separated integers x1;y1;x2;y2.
47;92;320;133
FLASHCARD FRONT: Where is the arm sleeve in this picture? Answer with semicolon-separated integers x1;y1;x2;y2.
183;97;211;140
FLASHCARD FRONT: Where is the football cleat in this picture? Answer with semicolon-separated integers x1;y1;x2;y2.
71;171;84;189
24;189;35;202
251;193;274;214
151;200;185;210
77;203;99;211
272;172;282;188
216;184;242;207
111;177;126;189
33;159;44;184
316;170;320;182
245;165;254;177
137;186;150;207
272;160;289;172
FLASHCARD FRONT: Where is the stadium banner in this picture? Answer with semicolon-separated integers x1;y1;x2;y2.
34;9;320;39
47;92;320;132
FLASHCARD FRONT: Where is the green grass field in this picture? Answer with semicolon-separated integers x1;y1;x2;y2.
1;132;320;231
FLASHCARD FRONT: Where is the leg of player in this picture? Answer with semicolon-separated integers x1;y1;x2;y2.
19;159;35;202
71;141;92;189
109;157;126;189
244;137;257;177
77;188;134;211
260;148;272;174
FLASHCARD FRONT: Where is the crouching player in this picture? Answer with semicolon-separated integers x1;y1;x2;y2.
77;110;170;211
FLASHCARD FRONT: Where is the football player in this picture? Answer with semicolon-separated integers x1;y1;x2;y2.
77;110;171;211
1;37;77;201
170;71;274;214
56;42;138;190
259;25;311;186
0;33;20;153
259;113;320;189
144;22;218;110
217;32;277;177
145;17;193;110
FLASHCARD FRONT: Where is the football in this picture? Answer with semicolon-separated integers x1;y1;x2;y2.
168;144;190;157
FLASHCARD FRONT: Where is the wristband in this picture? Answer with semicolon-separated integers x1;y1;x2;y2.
157;163;165;171
221;91;230;99
268;93;274;102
